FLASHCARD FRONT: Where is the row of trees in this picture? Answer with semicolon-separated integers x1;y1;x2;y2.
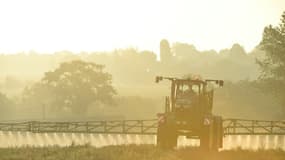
0;12;284;119
0;38;260;87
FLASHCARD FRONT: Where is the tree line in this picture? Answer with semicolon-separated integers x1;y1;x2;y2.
0;11;284;120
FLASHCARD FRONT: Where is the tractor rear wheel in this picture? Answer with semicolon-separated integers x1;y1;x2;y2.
212;116;223;150
200;116;223;151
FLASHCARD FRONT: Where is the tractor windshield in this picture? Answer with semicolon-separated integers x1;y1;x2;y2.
177;83;200;95
175;83;200;107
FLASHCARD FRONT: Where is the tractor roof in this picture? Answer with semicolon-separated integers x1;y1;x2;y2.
155;76;224;87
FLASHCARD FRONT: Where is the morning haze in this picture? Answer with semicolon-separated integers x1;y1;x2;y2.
0;0;284;53
1;1;285;158
0;0;285;122
0;40;282;121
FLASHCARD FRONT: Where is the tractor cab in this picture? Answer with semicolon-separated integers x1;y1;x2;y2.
156;76;223;117
155;76;224;150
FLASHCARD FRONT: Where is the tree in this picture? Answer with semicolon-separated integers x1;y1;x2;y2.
0;92;11;106
23;60;116;115
0;92;13;118
258;11;285;114
229;43;246;58
172;42;198;61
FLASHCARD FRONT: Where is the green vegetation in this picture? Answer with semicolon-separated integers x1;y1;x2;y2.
0;42;273;120
0;145;284;160
258;11;285;114
22;61;116;115
0;12;285;121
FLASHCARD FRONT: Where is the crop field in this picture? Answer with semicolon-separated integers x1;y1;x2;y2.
0;145;284;160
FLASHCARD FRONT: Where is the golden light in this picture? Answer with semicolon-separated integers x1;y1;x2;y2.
0;0;284;54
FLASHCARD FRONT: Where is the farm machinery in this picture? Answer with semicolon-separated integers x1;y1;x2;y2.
0;76;284;150
155;76;223;150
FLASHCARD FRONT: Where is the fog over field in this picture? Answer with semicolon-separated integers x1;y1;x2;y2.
0;1;284;122
0;42;283;121
0;2;285;159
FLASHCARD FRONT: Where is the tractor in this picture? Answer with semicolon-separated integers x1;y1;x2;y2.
156;76;224;151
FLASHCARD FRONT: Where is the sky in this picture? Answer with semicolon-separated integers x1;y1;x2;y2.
0;0;284;54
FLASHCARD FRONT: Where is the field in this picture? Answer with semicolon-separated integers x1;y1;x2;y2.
0;145;284;160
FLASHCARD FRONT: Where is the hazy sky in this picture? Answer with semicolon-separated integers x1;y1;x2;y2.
0;0;284;54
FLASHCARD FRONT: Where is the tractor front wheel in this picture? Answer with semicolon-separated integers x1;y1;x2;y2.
200;125;211;150
157;124;177;149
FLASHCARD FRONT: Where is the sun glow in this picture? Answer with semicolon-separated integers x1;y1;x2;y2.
0;0;284;54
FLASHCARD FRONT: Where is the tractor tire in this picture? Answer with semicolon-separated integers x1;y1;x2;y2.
200;116;223;151
200;124;211;151
212;116;223;150
157;124;177;149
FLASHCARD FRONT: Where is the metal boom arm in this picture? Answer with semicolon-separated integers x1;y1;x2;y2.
0;119;284;135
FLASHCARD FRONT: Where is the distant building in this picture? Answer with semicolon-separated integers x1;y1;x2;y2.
160;39;173;63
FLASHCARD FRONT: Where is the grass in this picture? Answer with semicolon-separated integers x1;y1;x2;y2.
0;144;284;160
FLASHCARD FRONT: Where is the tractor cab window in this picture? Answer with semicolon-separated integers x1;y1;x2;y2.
176;84;199;98
191;85;200;94
205;84;214;92
175;83;199;107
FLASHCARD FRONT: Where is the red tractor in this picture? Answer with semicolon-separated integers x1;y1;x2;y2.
156;76;224;150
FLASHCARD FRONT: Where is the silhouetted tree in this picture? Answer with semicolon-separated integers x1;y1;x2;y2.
0;92;13;118
172;42;198;61
23;60;116;115
0;92;12;107
258;11;285;114
230;44;246;57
